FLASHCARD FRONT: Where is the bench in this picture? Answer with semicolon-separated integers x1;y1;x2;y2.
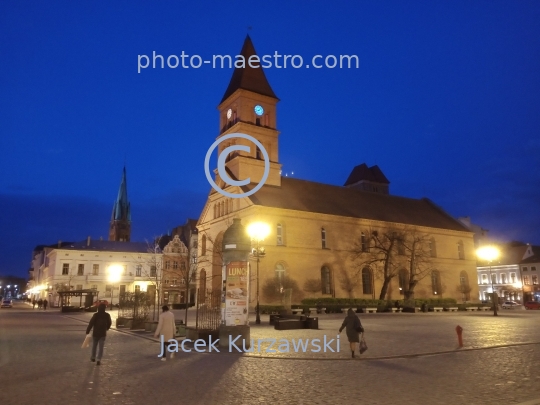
466;307;478;311
291;308;303;315
391;307;401;313
433;307;444;312
415;307;421;312
479;306;490;311
274;319;306;330
365;307;377;313
448;307;459;312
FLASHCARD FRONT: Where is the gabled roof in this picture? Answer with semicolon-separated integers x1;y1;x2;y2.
344;163;390;186
521;246;540;264
53;240;153;254
220;35;278;104
243;177;469;232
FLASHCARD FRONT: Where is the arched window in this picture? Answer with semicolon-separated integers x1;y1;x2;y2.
264;113;269;127
361;267;373;295
459;270;470;301
321;266;332;295
321;228;327;249
201;235;207;256
361;233;369;252
501;273;507;284
398;269;408;295
276;223;283;245
275;263;286;282
431;270;441;295
213;204;217;219
429;238;437;258
199;269;206;302
457;241;465;260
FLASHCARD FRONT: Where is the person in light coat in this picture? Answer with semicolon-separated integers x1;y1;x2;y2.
154;305;176;361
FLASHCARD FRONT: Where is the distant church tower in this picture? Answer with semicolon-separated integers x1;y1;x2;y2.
109;167;131;242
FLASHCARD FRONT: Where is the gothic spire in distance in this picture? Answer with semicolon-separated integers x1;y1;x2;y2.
109;166;131;242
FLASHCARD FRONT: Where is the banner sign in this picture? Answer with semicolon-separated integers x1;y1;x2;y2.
224;261;249;326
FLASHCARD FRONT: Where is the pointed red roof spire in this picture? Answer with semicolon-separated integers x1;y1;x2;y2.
220;35;278;103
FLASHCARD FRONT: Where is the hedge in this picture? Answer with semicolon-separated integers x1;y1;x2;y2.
259;305;285;314
301;298;457;307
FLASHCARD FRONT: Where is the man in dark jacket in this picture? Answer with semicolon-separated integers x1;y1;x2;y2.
86;303;112;365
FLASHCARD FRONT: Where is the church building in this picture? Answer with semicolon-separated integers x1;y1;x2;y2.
197;36;478;305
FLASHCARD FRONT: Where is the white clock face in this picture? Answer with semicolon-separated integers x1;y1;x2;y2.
254;105;264;116
227;109;232;119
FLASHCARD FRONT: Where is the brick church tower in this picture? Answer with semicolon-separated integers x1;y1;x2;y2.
109;166;131;242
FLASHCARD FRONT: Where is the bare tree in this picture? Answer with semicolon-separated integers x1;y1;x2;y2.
303;278;322;294
350;227;402;300
401;227;437;302
262;275;303;304
338;268;361;299
134;239;164;321
456;284;472;303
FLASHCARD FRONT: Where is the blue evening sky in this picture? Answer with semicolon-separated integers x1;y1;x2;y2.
1;1;539;277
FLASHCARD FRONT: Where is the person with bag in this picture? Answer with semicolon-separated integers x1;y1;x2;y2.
86;303;112;365
154;305;176;361
339;308;365;358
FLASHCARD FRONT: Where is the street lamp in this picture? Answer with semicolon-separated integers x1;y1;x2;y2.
247;222;270;325
477;246;500;316
108;265;123;310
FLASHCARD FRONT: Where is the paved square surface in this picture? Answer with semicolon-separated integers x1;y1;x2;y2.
1;302;540;404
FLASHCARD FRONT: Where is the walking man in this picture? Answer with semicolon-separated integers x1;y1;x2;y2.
86;303;112;365
154;305;176;361
43;299;48;310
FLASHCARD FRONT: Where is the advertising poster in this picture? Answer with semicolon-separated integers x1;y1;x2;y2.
225;261;249;326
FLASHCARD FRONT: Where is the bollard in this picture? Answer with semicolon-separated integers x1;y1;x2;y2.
455;325;463;348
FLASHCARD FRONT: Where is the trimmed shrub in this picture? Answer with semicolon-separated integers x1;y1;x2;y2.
259;305;285;314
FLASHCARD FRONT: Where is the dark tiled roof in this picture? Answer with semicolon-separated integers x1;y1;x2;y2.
244;177;469;232
521;246;540;264
344;163;390;186
220;35;278;103
58;240;153;254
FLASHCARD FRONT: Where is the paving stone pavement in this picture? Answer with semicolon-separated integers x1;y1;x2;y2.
67;306;540;359
2;302;540;405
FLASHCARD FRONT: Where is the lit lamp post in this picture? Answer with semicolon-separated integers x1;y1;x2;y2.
477;246;500;316
246;222;270;325
108;265;123;310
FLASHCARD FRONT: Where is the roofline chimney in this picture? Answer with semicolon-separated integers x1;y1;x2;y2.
87;236;91;247
57;240;62;248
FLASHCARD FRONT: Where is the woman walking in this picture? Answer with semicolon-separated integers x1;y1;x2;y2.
339;308;364;358
154;305;176;361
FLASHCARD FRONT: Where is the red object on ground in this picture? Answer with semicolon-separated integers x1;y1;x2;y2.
455;325;463;347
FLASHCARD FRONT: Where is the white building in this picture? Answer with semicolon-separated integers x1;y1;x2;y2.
477;244;527;303
28;238;162;307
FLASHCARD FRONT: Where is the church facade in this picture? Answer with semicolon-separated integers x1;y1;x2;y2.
196;36;478;305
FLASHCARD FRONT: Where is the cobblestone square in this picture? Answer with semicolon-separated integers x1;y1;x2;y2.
2;302;540;405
